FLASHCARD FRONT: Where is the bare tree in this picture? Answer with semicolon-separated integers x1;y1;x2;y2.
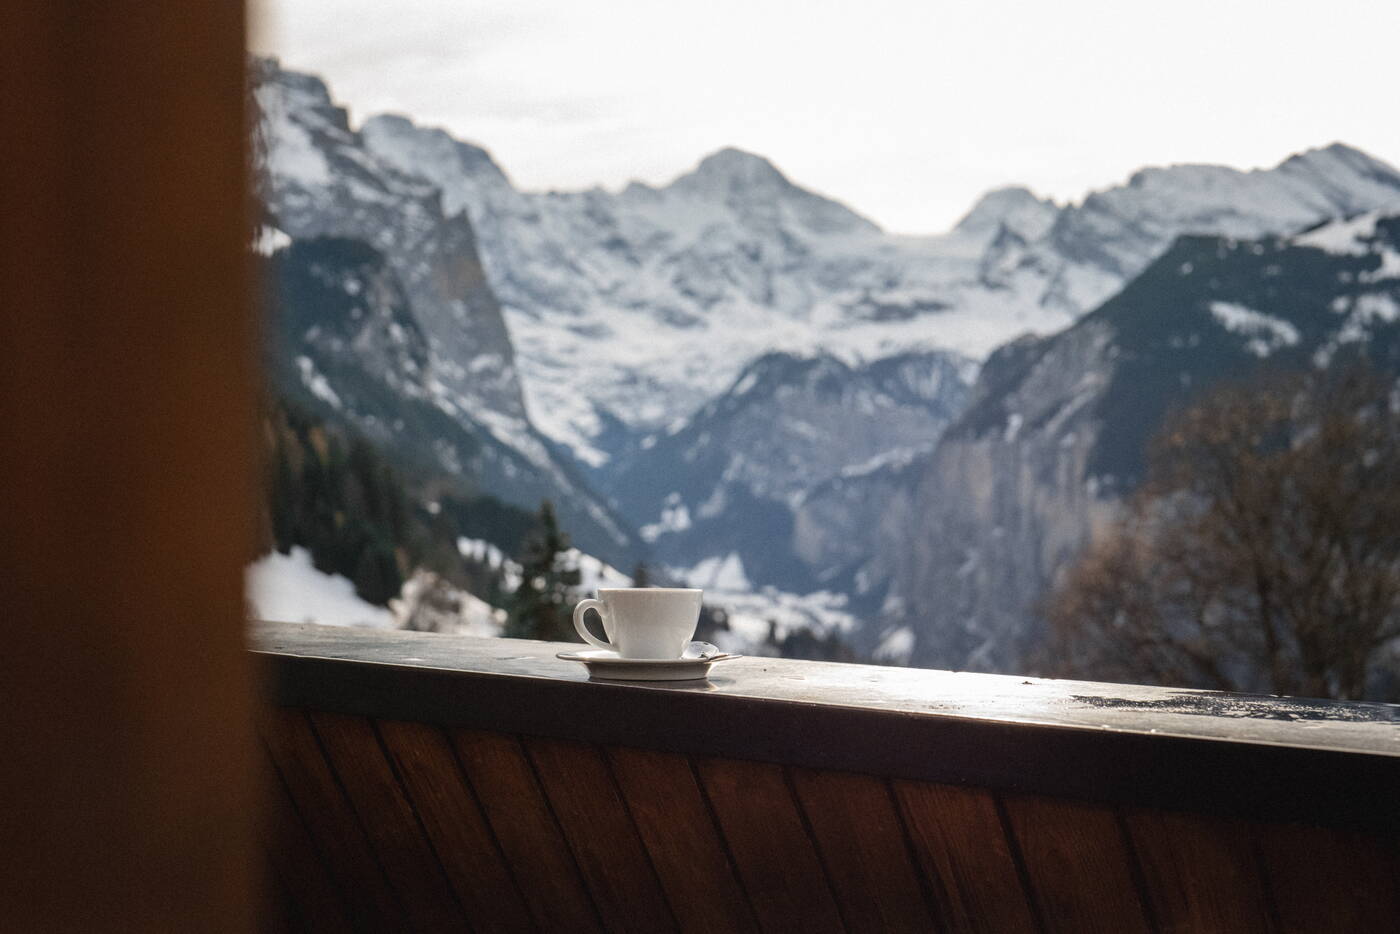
1046;366;1400;700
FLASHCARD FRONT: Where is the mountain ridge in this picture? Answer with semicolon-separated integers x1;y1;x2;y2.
355;94;1400;474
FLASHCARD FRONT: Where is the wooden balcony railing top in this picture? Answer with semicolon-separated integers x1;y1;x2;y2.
254;620;1399;831
253;621;1400;933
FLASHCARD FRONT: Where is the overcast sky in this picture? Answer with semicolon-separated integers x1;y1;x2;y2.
251;0;1400;234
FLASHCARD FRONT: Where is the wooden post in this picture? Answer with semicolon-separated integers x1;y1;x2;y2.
0;2;257;930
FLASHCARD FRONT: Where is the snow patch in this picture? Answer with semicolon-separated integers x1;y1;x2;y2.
397;570;507;636
1208;302;1300;357
836;446;924;480
257;85;334;189
458;537;522;592
296;356;343;408
1360;247;1400;283
246;547;395;628
874;626;916;663
684;553;752;591
1294;211;1380;256
731;370;760;396
640;494;692;542
697;584;861;656
1335;293;1400;345
1003;412;1023;442
568;548;633;594
253;225;292;256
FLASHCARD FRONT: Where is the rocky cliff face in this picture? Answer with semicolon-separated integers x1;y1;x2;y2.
252;60;639;564
254;61;522;421
877;214;1400;670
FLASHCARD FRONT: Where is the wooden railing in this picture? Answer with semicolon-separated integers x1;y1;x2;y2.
253;621;1400;933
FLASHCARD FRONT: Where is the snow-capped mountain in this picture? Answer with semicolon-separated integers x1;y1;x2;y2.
255;63;521;422
361;109;1400;475
252;60;639;564
599;349;974;593
1029;146;1400;312
870;213;1400;671
361;117;1060;465
255;57;1400;664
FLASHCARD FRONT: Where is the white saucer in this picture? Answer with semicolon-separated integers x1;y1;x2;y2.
557;642;741;681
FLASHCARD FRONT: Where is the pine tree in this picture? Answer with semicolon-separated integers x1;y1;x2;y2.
631;561;651;588
504;501;581;641
258;394;540;615
352;538;402;606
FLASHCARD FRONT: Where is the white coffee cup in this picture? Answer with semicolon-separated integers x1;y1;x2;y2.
572;588;703;659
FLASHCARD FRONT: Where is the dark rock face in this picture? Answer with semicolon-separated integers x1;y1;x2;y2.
877;214;1400;672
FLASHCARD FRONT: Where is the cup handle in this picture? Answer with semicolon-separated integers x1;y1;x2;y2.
572;599;612;649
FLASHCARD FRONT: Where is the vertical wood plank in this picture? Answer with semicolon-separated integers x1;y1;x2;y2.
261;865;304;934
606;745;759;934
1123;808;1271;933
450;728;604;933
892;781;1039;934
306;712;469;933
693;756;845;934
1000;793;1154;934
788;767;941;933
261;708;405;929
524;737;678;933
261;752;355;934
1257;821;1400;933
376;719;536;933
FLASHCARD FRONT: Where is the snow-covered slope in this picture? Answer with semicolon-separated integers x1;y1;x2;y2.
1030;147;1400;313
248;547;396;628
248;547;506;635
362;109;1400;469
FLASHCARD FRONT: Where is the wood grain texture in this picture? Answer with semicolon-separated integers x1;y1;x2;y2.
261;709;1400;934
1;2;256;929
1001;793;1154;934
893;781;1039;934
261;753;355;934
523;736;678;933
605;745;760;934
693;756;845;934
255;622;1400;834
375;719;535;933
1124;808;1272;933
260;709;404;929
450;727;604;933
261;866;303;934
251;622;1400;758
788;766;941;933
308;712;468;932
1257;821;1400;933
